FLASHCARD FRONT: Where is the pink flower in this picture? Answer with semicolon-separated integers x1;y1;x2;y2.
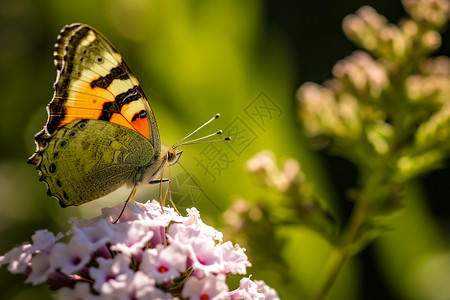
229;277;280;300
30;230;64;252
26;251;54;284
219;242;251;275
89;254;134;292
0;243;33;274
56;282;100;300
183;274;230;300
253;280;280;300
1;200;278;298
140;244;187;284
183;208;223;242
189;238;224;276
109;221;154;259
50;236;92;275
0;230;63;277
72;219;113;251
126;271;173;300
100;202;147;223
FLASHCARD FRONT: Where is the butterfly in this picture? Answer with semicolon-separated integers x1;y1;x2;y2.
28;23;228;209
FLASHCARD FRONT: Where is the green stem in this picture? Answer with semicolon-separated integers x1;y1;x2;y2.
314;250;345;300
313;200;368;300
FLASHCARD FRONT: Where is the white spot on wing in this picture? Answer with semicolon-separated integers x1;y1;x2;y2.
80;30;96;47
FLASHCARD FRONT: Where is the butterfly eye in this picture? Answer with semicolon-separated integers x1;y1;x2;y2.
168;150;183;166
167;149;175;162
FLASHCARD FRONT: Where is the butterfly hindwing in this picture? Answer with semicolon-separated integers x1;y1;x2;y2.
36;119;154;207
48;23;160;154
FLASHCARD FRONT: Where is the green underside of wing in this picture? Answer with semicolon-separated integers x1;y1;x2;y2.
38;119;154;206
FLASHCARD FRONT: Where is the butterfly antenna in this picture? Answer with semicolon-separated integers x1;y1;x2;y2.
172;113;221;148
174;131;231;148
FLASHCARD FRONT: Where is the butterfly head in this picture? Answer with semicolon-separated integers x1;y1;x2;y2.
166;148;183;166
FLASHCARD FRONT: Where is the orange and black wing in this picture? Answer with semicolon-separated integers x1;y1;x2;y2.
44;23;160;153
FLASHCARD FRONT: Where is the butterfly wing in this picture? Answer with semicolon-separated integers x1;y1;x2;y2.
28;23;164;206
46;23;160;154
34;119;154;207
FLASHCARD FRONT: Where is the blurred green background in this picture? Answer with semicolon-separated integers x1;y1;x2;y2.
1;0;449;299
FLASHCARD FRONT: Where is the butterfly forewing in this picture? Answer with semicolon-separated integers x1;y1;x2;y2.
48;23;160;154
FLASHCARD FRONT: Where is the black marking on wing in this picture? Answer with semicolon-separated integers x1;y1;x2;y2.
98;85;143;121
132;110;147;122
115;86;142;106
90;61;130;89
99;102;120;121
48;25;92;135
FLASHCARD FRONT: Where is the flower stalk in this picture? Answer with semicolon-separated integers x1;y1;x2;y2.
223;1;450;299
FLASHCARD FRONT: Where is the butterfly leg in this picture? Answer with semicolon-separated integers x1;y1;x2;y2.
113;183;139;224
158;168;165;212
165;164;180;215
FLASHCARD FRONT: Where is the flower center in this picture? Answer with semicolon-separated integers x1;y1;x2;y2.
200;293;209;300
158;266;169;273
72;256;81;265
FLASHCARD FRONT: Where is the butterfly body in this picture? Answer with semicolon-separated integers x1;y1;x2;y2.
29;23;181;207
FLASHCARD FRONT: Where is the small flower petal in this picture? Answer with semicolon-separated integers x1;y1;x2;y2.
56;282;100;300
183;274;230;300
50;236;92;275
229;277;281;300
140;244;187;284
0;243;32;274
219;242;251;275
109;221;154;258
72;219;113;250
30;230;64;252
90;254;133;292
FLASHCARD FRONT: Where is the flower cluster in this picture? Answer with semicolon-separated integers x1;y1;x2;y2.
297;0;450;182
246;150;301;193
0;200;279;299
224;150;335;250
